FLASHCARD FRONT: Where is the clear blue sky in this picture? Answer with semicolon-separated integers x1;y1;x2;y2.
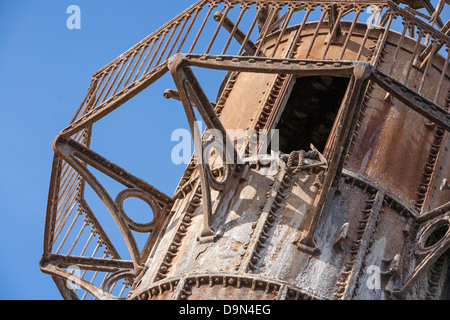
0;0;219;300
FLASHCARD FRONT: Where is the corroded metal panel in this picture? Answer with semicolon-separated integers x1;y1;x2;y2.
345;32;450;209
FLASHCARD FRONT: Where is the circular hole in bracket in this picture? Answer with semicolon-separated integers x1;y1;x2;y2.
123;197;154;226
420;220;450;251
203;140;233;191
115;189;160;233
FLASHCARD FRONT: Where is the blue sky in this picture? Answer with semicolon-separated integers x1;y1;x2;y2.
0;0;214;300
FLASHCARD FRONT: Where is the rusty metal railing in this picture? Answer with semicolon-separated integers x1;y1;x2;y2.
64;0;449;138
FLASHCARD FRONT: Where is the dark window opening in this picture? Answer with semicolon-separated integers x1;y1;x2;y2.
276;75;350;155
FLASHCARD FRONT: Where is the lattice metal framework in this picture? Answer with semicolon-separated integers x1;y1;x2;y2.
40;0;450;300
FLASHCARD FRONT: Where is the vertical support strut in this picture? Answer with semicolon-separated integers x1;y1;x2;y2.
294;62;373;252
167;55;239;243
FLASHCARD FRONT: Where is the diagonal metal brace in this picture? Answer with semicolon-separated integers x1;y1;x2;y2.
369;68;450;132
167;55;240;243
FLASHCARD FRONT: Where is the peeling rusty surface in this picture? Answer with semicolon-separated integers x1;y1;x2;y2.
41;0;450;300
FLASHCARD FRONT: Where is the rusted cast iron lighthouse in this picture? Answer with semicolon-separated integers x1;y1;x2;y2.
40;0;450;300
